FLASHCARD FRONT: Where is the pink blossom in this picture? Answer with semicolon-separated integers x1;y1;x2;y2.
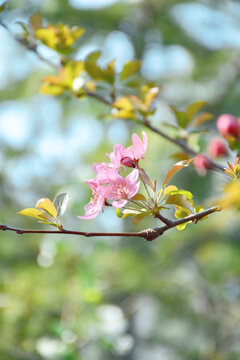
78;178;105;220
108;131;148;169
97;169;140;208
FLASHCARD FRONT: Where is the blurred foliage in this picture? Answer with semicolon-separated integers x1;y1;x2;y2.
1;0;240;359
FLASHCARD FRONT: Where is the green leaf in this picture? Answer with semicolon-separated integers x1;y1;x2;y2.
39;83;65;96
167;189;193;200
162;159;193;188
162;185;178;197
122;209;141;219
170;106;188;128
132;212;149;225
29;12;42;31
186;101;207;122
116;208;123;218
54;193;69;217
0;2;7;13
131;194;147;201
193;112;213;127
85;51;103;80
120;60;141;81
165;194;194;213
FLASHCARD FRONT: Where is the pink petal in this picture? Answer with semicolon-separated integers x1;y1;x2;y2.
128;181;140;198
112;199;127;208
84;178;98;192
132;133;143;159
78;196;105;220
126;169;139;185
142;131;148;154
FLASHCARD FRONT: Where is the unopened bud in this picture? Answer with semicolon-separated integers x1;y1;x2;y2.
194;154;211;176
121;157;135;167
217;114;239;138
208;138;228;158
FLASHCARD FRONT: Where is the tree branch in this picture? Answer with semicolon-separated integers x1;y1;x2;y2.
0;206;219;241
0;20;59;69
0;19;227;174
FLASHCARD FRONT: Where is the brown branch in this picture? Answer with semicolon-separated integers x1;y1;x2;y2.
144;122;225;173
0;206;219;241
0;20;59;69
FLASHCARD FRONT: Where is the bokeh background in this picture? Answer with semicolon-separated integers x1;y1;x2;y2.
1;0;240;359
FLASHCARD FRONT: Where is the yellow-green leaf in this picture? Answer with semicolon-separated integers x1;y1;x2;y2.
29;12;42;31
162;159;193;188
17;208;48;221
131;194;147;201
193;112;213;127
36;198;57;219
120;60;141;81
39;83;64;96
132;212;149;225
186;101;207;122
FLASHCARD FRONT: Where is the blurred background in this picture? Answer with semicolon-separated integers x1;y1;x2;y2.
1;0;240;359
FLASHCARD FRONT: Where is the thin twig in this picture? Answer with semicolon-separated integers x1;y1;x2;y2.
0;206;219;241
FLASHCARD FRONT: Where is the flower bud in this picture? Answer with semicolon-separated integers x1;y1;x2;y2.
217;114;239;138
194;154;211;176
121;157;135;167
208;138;228;158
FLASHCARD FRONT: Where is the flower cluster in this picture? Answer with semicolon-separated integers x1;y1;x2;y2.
78;132;148;220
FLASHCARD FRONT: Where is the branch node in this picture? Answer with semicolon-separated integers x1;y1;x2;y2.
140;228;160;241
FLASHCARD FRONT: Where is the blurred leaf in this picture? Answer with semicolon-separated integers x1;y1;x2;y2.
162;159;193;188
54;193;69;217
170;105;188;129
120;60;141;81
85;51;103;80
186;101;207;122
35;23;85;54
0;2;7;13
193;112;213;126
112;96;135;119
29;12;42;31
170;152;190;161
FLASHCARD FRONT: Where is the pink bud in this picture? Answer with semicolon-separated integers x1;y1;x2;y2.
121;157;135;168
208;138;228;158
217;114;239;138
194;154;211;176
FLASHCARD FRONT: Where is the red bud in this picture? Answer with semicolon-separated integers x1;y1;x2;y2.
194;154;211;176
217;114;239;138
208;138;228;158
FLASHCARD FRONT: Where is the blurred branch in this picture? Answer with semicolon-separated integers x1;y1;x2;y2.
0;20;226;174
0;19;59;69
0;206;219;241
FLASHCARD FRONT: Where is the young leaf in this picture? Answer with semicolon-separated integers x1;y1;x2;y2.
186;101;207;122
36;198;57;220
132;212;149;225
29;12;42;31
165;194;194;213
54;193;69;217
120;60;141;81
17;208;49;221
193;112;213;127
162;159;193;188
167;189;193;200
170;105;188;129
131;194;147;201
